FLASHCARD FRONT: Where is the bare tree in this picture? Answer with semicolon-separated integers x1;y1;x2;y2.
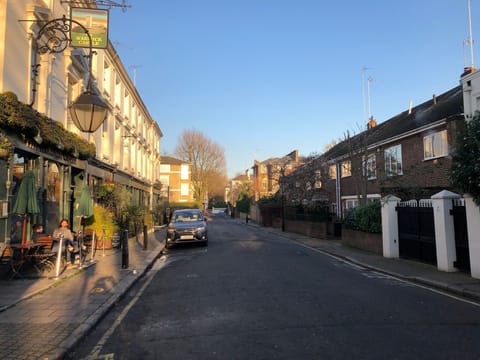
174;129;227;203
342;118;378;206
342;129;369;206
283;156;328;205
207;168;228;202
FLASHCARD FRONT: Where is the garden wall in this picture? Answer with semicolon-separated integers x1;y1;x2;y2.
341;228;383;255
284;220;328;239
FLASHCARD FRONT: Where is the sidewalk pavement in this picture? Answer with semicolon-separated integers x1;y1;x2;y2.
1;221;480;359
0;227;166;360
244;220;480;303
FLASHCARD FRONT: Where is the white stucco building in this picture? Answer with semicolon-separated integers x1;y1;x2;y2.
0;0;163;239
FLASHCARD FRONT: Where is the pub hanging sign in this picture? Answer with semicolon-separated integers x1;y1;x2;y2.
70;8;109;49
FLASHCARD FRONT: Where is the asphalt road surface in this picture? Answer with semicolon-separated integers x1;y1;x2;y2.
69;215;480;360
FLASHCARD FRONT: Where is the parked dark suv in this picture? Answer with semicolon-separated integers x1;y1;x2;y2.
165;209;208;248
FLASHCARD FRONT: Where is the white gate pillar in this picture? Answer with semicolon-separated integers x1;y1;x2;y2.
431;190;461;272
381;195;401;258
464;194;480;279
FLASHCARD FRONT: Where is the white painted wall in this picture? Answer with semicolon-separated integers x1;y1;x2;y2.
431;190;461;272
381;195;400;258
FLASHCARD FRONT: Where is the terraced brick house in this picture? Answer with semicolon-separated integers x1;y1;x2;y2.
284;86;464;219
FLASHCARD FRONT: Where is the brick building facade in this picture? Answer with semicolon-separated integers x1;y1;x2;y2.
284;86;464;219
159;156;194;203
252;150;302;201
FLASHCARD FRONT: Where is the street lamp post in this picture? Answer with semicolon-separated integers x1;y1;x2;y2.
281;184;286;232
34;15;109;133
279;168;286;232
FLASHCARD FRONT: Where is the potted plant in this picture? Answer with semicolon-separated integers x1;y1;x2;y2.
85;204;120;249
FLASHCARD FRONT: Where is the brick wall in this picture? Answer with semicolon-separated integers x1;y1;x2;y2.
285;220;328;239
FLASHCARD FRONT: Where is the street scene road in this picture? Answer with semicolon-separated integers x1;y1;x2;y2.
70;216;480;360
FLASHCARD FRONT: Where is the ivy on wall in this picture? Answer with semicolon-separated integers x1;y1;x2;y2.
0;92;96;159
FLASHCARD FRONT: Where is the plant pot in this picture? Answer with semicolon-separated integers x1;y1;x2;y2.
96;237;112;250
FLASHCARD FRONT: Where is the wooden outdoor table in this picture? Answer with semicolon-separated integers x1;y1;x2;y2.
8;244;45;278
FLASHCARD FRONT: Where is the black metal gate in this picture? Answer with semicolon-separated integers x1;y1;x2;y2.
396;200;437;265
451;199;470;273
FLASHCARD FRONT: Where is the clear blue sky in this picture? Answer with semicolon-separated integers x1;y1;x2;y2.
108;1;471;178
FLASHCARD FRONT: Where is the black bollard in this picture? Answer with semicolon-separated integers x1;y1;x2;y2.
143;225;148;250
122;229;129;269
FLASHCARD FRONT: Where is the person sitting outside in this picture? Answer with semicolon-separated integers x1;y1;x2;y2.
10;219;23;245
32;224;47;244
52;219;79;268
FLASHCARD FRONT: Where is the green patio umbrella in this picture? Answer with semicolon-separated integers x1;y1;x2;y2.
12;170;40;246
75;174;94;264
74;173;94;229
77;183;94;219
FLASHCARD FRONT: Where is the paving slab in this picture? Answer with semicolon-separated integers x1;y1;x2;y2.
0;228;166;360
